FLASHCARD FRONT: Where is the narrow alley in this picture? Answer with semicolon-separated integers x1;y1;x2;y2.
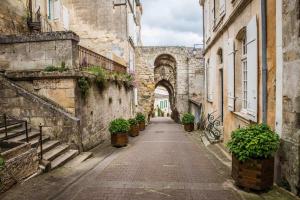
1;118;240;200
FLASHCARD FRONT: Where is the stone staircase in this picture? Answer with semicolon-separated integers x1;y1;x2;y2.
0;118;91;170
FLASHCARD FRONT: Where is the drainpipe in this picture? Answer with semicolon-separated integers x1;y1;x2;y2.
261;0;267;124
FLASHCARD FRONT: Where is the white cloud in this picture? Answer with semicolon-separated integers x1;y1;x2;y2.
140;0;203;47
142;25;202;47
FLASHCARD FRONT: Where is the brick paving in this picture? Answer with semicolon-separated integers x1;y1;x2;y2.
51;117;241;200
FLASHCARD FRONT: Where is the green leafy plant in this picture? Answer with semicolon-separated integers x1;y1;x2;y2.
227;124;280;162
44;65;58;72
128;118;138;126
87;66;108;89
109;118;130;134
181;113;195;124
136;113;146;123
44;62;69;72
0;155;4;170
78;77;90;98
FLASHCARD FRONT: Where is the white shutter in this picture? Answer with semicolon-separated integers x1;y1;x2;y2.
246;16;258;122
53;0;61;20
219;0;225;16
134;88;138;106
63;6;69;30
227;38;235;111
207;57;215;102
129;51;134;73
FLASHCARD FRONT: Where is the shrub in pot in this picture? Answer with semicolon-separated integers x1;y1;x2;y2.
227;124;280;190
181;113;195;132
109;118;130;147
136;113;146;131
128;118;139;137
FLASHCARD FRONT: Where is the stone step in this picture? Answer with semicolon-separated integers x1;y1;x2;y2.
0;122;23;133
51;150;79;170
29;135;50;148
8;130;40;142
43;144;70;161
0;126;31;140
64;152;93;167
37;140;60;155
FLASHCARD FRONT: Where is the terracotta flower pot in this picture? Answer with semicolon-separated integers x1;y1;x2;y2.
129;124;139;137
111;133;128;147
232;155;274;190
139;122;146;131
184;123;194;132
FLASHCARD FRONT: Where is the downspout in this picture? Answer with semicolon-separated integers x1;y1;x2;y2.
261;0;268;124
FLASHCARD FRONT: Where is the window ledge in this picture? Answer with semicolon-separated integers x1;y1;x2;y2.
233;112;251;124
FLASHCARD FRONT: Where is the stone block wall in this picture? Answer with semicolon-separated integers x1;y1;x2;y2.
0;76;81;150
1;71;134;151
276;0;300;195
0;142;39;194
76;80;134;150
0;32;79;72
62;0;135;65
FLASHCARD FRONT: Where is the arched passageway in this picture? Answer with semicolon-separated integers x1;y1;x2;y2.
153;54;180;122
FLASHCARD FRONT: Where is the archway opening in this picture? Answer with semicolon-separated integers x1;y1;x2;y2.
152;54;179;122
154;86;171;118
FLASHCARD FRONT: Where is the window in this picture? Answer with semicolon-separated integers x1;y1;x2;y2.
48;0;61;20
217;48;223;64
241;36;248;110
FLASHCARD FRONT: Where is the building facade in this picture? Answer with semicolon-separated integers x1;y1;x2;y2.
154;87;171;117
200;0;299;195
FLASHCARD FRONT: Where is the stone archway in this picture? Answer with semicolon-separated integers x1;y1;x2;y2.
154;54;180;122
135;46;204;123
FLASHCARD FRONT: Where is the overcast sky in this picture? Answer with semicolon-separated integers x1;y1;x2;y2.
140;0;203;47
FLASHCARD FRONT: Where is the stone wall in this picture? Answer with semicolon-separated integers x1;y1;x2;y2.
2;71;134;151
0;142;39;194
0;32;79;71
62;0;140;66
276;0;300;195
135;46;204;121
0;76;81;150
0;0;29;35
76;80;134;150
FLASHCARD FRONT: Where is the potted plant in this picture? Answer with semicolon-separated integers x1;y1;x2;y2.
109;118;130;147
136;113;146;131
181;113;195;132
128;118;139;137
227;124;280;190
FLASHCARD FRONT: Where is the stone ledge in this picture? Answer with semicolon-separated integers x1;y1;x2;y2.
0;31;80;44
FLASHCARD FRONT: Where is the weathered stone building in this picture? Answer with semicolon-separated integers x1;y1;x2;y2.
135;46;204;122
0;1;142;187
274;0;300;195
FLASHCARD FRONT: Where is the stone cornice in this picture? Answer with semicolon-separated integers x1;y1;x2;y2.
0;31;80;44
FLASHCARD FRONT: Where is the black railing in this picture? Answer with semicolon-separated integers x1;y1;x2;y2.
1;114;29;143
205;111;222;142
39;124;43;160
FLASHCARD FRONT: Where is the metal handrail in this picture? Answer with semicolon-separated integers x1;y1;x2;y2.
1;114;29;143
39;124;43;160
78;45;127;73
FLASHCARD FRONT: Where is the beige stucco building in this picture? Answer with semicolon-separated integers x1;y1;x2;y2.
200;0;299;195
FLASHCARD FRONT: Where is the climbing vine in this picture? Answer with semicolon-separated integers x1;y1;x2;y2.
78;77;90;98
